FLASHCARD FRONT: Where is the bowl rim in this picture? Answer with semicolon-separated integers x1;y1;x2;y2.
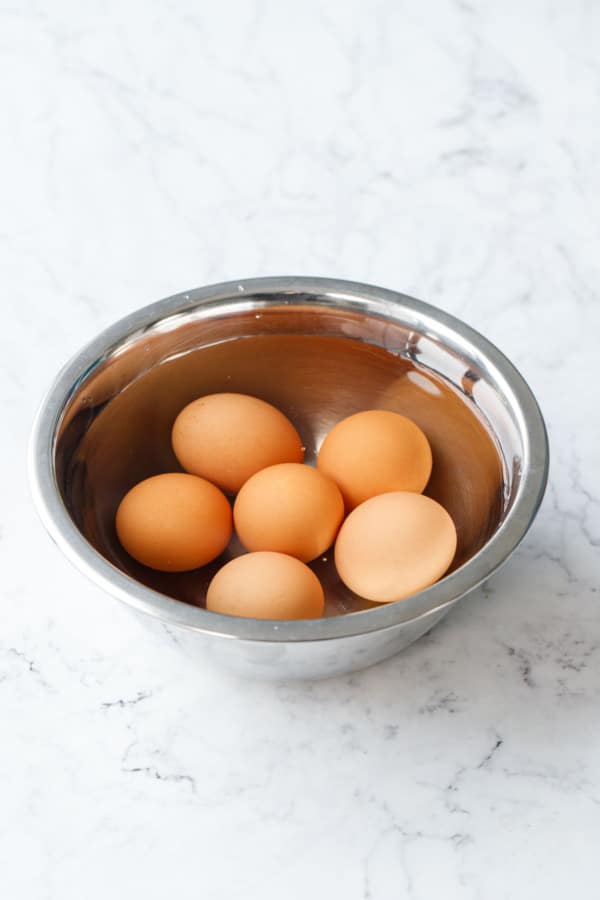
28;276;549;642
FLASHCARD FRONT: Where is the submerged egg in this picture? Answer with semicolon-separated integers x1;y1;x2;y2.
206;551;325;620
172;392;304;494
115;473;232;572
233;463;344;562
334;491;457;602
317;409;433;510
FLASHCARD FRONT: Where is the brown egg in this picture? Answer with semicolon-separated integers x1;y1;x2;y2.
233;463;344;562
206;551;325;620
172;393;304;494
334;492;457;603
115;473;232;572
318;410;433;510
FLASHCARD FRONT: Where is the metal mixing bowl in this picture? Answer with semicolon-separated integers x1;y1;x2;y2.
29;277;548;679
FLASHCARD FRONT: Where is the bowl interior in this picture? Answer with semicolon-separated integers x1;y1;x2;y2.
55;298;508;616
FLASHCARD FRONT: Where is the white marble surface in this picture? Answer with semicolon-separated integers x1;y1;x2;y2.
3;0;600;896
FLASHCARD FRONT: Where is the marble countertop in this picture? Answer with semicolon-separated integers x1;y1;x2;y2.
3;1;599;897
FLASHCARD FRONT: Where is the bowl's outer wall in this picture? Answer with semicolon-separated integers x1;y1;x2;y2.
136;599;455;680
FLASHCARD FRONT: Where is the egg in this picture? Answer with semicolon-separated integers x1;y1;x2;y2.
206;551;325;619
172;392;304;494
115;473;232;571
334;491;457;602
233;463;344;562
317;409;432;509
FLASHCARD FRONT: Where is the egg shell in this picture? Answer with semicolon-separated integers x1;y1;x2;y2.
172;392;304;494
334;491;457;602
233;463;344;562
206;551;325;620
317;409;432;510
115;472;232;572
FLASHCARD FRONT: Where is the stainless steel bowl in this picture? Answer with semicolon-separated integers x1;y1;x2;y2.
29;277;548;680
